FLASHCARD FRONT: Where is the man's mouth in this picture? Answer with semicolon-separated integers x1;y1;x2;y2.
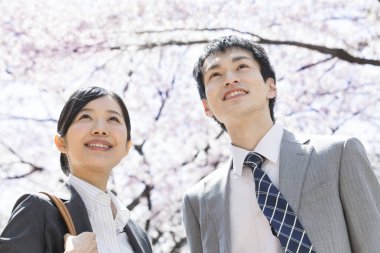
223;89;248;100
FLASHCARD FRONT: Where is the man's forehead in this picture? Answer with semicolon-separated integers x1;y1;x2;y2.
202;48;254;71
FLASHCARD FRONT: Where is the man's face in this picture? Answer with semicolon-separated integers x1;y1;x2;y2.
201;48;276;127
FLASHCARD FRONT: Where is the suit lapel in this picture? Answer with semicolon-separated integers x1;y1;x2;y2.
279;130;313;213
204;160;232;252
54;183;93;234
55;183;149;252
124;220;147;253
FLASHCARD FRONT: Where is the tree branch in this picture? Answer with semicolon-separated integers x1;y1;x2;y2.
127;183;153;210
135;27;380;66
0;115;56;123
0;140;44;179
296;56;335;72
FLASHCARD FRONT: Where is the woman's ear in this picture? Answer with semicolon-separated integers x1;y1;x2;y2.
54;134;67;153
125;140;133;155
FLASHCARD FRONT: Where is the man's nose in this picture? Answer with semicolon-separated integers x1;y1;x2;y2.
224;71;239;86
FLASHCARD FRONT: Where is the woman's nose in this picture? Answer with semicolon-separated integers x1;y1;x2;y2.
91;121;108;136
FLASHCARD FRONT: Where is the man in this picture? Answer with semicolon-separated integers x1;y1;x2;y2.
182;35;380;253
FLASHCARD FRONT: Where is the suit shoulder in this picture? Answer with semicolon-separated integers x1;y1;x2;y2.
0;193;65;252
12;193;53;212
8;193;62;225
308;134;364;152
297;134;369;165
2;194;48;236
285;129;366;157
183;162;229;199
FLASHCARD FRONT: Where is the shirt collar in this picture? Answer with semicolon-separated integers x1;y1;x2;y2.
108;190;131;231
67;174;130;229
68;174;110;210
230;124;284;176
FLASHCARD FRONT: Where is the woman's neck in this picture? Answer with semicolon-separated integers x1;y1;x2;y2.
71;170;109;192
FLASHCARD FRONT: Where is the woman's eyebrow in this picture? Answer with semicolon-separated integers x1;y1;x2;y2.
79;108;122;117
107;110;122;117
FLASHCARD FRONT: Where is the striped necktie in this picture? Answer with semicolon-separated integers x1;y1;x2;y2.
244;152;316;253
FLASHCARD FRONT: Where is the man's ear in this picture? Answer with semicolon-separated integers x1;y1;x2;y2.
54;134;67;153
266;78;277;99
202;99;214;117
125;140;133;155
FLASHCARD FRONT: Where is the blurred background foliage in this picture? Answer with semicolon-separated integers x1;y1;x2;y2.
0;0;379;252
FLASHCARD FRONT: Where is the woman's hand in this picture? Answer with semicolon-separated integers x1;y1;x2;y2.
64;232;98;253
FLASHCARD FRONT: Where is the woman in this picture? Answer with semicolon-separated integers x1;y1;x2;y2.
0;87;152;253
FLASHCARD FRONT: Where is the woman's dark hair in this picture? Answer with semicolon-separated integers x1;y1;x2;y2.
57;86;131;176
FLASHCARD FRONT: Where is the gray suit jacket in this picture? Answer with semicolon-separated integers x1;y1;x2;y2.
182;130;380;253
0;183;152;253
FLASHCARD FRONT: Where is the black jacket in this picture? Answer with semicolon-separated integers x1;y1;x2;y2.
0;183;152;253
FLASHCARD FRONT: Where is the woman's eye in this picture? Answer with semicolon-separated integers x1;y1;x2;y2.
79;114;91;120
109;116;120;123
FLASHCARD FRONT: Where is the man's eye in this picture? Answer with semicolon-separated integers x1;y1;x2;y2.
238;64;248;70
209;72;221;79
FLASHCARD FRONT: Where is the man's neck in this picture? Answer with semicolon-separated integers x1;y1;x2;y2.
227;116;274;151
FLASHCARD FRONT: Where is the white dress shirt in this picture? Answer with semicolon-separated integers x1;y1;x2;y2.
68;174;134;253
229;124;283;253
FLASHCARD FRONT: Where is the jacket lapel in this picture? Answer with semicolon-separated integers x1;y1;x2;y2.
55;183;150;252
54;183;93;234
204;160;232;252
124;220;147;253
279;130;313;213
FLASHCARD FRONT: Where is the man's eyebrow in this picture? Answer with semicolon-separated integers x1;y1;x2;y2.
204;63;220;73
79;108;123;117
231;55;252;62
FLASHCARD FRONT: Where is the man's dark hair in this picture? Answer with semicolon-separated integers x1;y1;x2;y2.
192;35;276;131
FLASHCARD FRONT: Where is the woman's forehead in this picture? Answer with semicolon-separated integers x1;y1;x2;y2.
81;96;123;114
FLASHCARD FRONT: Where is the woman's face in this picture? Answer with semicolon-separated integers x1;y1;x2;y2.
56;95;131;178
